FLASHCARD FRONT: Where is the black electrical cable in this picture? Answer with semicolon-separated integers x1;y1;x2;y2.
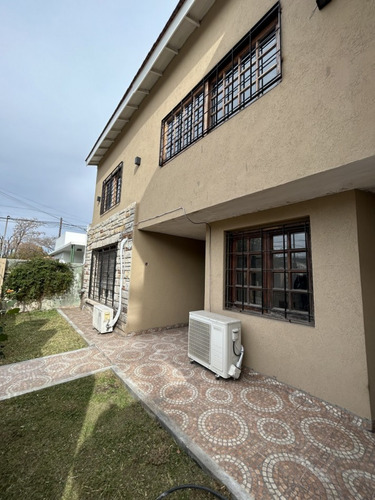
155;484;228;499
232;340;241;357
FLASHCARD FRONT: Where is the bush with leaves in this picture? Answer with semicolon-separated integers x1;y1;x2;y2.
3;258;74;308
0;291;20;357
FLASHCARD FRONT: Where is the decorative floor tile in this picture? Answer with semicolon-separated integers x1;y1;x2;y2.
0;306;374;500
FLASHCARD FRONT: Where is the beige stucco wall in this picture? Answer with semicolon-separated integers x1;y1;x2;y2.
206;191;372;419
91;0;375;229
126;230;205;332
355;191;375;420
86;0;375;419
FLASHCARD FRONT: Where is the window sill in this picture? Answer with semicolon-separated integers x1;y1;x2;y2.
225;307;315;327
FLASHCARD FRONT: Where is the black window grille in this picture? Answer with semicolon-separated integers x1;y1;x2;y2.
100;163;122;215
160;3;281;165
225;219;314;325
88;245;117;307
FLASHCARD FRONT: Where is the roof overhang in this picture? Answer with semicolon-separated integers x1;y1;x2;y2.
86;0;216;166
137;155;375;240
50;243;86;256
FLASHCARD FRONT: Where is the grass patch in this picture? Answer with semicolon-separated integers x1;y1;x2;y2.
0;371;230;499
0;309;87;365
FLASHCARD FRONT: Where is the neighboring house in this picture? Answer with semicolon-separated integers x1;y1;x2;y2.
82;0;375;426
50;232;87;264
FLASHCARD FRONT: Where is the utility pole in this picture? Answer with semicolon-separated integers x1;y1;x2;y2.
0;215;10;258
58;217;63;237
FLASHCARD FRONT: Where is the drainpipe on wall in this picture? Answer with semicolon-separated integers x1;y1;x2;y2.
108;237;128;329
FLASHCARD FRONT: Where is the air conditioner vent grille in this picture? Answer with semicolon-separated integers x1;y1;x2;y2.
188;319;210;364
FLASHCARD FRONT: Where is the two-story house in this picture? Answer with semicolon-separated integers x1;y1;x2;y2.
82;0;375;426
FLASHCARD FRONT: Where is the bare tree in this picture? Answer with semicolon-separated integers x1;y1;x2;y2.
16;242;47;260
2;219;54;258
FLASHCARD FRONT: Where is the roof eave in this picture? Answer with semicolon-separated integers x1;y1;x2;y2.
86;0;215;166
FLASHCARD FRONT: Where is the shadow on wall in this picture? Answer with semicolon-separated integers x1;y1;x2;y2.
128;231;205;332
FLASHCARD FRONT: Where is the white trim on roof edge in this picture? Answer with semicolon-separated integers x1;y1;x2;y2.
86;0;216;166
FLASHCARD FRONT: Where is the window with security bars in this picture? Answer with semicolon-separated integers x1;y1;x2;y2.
225;220;314;324
100;162;122;215
163;88;205;162
88;245;117;307
160;3;281;165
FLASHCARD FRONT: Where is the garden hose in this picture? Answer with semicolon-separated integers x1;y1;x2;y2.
156;483;228;499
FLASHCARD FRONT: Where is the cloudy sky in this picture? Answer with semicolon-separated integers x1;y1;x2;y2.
0;0;177;240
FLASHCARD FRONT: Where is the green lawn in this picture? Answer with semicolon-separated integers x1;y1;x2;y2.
0;309;87;365
0;371;230;499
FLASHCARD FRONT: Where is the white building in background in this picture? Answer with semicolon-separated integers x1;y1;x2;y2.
50;231;87;264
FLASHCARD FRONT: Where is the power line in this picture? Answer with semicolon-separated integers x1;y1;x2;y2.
0;188;90;226
0;216;87;232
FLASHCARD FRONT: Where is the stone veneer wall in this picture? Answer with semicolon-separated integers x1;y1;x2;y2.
82;202;135;331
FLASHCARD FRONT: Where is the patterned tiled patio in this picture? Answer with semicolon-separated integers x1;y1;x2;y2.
1;307;374;499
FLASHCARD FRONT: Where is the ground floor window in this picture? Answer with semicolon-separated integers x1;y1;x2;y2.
225;219;314;324
88;245;117;307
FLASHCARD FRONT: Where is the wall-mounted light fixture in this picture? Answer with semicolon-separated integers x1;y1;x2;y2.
134;156;141;167
97;196;101;203
316;0;331;10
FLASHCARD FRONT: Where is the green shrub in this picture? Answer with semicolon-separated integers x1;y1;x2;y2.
0;305;20;359
3;258;74;308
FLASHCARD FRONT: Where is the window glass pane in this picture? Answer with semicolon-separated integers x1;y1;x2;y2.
292;292;309;312
236;288;244;303
260;47;276;73
291;232;306;249
236;239;247;252
183;102;193;148
250;237;261;251
236;255;247;268
250;271;262;287
236;271;247;286
291;252;306;270
250;290;262;306
272;291;288;309
272;253;285;270
273;272;288;289
272;234;287;250
259;44;277;88
260;67;278;88
250;255;262;269
260;33;276;53
292;273;307;290
240;53;251;102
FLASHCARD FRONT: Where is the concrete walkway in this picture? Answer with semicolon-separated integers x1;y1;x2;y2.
0;307;374;499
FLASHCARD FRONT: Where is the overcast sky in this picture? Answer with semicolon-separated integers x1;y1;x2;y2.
0;0;177;240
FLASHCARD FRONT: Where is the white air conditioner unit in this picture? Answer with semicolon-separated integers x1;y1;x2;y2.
188;310;243;379
93;304;114;334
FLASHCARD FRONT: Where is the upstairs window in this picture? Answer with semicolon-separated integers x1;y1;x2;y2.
100;162;122;215
210;19;279;127
225;220;314;325
163;86;205;162
160;3;281;165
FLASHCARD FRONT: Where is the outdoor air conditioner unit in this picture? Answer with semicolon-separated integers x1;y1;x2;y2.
93;304;114;334
188;310;244;379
